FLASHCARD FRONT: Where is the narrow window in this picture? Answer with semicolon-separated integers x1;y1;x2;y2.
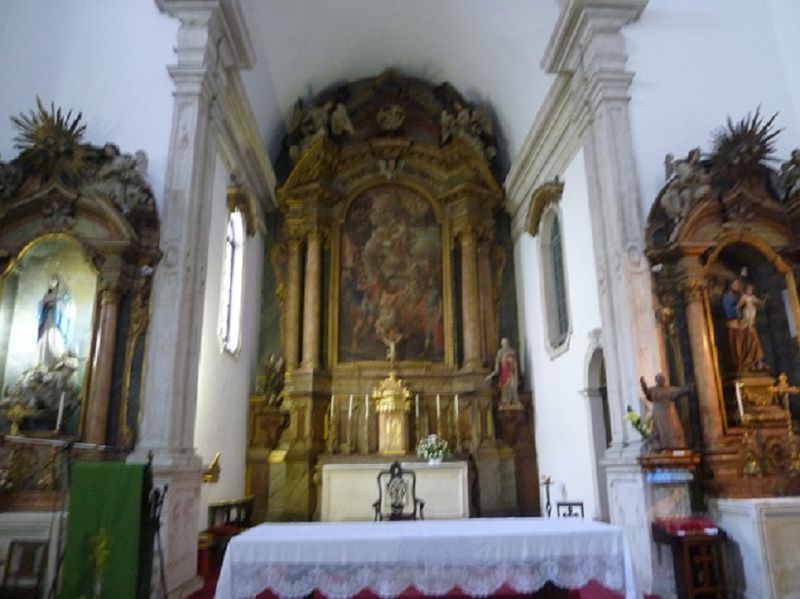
220;209;245;353
540;207;571;352
549;216;569;344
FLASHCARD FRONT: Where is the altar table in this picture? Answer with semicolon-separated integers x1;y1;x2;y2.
215;518;637;599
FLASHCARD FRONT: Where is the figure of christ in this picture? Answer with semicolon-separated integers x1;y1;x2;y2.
639;374;691;450
379;332;404;364
737;283;768;370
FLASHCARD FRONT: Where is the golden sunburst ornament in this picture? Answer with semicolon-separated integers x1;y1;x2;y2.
11;97;89;184
710;108;781;189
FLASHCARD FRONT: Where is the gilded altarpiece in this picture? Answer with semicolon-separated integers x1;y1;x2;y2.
645;116;800;498
249;71;535;522
0;103;160;509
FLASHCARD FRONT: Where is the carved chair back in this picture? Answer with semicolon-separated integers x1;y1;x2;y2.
373;461;425;521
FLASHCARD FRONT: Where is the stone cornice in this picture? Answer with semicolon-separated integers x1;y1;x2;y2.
542;0;647;74
504;75;585;241
504;0;647;242
159;0;275;221
156;0;255;69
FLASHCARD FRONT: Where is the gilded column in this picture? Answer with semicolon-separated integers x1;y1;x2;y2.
301;230;322;369
285;235;303;371
682;278;725;448
84;286;121;444
460;228;482;370
477;239;498;365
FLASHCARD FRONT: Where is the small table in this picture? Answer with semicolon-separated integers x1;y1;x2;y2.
652;524;727;598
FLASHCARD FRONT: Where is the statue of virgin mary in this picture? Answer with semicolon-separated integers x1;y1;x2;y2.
37;273;74;371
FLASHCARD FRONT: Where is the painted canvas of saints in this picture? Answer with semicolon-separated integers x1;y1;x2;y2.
339;185;445;362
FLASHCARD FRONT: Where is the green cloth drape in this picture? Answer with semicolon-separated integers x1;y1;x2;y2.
61;462;150;599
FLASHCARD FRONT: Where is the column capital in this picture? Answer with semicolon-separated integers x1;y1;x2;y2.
157;0;254;70
543;0;647;75
679;278;708;303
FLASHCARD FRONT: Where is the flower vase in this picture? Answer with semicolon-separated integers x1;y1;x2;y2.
428;457;442;465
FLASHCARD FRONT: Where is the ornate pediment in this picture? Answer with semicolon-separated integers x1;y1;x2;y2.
0;100;159;259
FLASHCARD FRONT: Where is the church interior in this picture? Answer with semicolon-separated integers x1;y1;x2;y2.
1;1;800;597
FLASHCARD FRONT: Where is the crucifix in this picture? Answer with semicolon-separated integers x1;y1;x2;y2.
379;332;404;371
768;372;800;472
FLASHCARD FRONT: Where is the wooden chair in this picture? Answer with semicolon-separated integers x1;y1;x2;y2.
373;461;425;521
205;496;254;568
556;501;584;518
0;540;48;599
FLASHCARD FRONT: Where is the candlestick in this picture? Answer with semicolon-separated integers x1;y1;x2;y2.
735;382;745;421
330;394;335;420
415;394;419;419
365;393;369;421
436;394;441;432
348;394;353;421
454;394;459;450
55;391;65;432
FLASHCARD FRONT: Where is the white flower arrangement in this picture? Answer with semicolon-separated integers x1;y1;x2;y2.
417;433;449;460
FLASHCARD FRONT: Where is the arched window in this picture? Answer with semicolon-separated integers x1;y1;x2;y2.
219;209;245;353
540;206;571;352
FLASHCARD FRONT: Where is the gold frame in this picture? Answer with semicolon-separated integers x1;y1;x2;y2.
0;233;101;439
328;177;456;370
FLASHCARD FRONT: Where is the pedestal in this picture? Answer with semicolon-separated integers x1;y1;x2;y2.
640;451;701;599
709;496;800;598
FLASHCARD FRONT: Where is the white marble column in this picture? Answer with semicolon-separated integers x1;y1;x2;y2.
539;0;658;592
130;1;258;595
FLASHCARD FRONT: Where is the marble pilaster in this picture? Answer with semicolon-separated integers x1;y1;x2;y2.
538;0;657;592
133;1;261;595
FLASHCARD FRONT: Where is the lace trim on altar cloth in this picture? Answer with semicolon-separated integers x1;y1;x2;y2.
225;555;626;599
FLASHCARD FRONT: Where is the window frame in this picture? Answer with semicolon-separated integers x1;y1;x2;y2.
219;208;246;355
538;203;572;357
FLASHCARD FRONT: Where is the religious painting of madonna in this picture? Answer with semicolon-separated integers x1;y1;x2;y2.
338;185;445;362
0;237;97;436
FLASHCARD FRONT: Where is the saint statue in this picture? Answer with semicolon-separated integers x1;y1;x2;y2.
37;273;74;371
639;374;690;450
722;278;768;373
485;338;519;405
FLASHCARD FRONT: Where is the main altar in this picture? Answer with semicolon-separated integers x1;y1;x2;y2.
247;71;537;522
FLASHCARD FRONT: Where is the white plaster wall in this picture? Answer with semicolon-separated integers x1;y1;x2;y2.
194;153;264;530
626;0;800;214
516;148;605;519
0;0;177;206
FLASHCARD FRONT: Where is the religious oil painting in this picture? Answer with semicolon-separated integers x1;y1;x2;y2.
339;185;445;362
0;237;97;435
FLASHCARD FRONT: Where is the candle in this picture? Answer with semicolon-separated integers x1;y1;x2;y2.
735;382;745;421
348;394;353;421
365;393;369;421
330;394;335;420
415;394;420;419
436;394;441;424
454;394;459;421
55;391;65;432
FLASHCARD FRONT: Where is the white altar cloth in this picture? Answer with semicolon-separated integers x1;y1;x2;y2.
215;518;637;599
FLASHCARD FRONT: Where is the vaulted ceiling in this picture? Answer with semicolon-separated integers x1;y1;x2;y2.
238;0;561;175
